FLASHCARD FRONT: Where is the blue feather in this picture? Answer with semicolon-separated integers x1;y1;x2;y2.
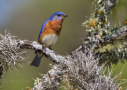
31;52;43;67
32;12;67;67
49;12;65;21
38;12;65;40
38;20;49;41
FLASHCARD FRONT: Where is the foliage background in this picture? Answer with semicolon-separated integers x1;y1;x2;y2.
0;0;127;90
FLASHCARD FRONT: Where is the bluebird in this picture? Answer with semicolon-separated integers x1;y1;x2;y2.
31;12;68;67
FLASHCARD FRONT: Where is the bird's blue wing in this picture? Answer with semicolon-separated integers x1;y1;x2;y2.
31;20;49;67
38;20;49;41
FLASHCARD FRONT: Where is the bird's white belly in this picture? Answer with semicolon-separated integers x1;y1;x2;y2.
42;34;58;46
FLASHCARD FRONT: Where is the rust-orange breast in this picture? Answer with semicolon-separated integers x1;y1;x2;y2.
39;19;63;44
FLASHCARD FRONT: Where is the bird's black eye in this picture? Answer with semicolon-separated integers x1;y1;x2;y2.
57;14;60;16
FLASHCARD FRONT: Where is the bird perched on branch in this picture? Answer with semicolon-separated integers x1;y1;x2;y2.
31;12;68;67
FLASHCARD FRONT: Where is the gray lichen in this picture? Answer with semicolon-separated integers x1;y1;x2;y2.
0;31;26;77
0;0;126;90
61;51;125;90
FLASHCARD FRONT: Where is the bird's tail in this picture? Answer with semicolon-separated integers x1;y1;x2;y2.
31;52;43;67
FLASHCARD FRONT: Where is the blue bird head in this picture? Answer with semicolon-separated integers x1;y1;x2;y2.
49;12;68;21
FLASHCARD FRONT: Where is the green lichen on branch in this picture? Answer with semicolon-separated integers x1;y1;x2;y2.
82;0;127;65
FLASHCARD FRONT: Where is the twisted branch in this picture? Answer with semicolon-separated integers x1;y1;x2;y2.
0;0;127;90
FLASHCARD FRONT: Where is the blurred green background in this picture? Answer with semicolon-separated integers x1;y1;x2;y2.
0;0;127;90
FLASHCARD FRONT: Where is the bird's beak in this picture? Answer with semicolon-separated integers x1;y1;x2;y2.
64;15;68;17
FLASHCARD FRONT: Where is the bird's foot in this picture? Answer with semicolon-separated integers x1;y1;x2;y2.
48;46;58;55
49;46;53;50
42;45;46;53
